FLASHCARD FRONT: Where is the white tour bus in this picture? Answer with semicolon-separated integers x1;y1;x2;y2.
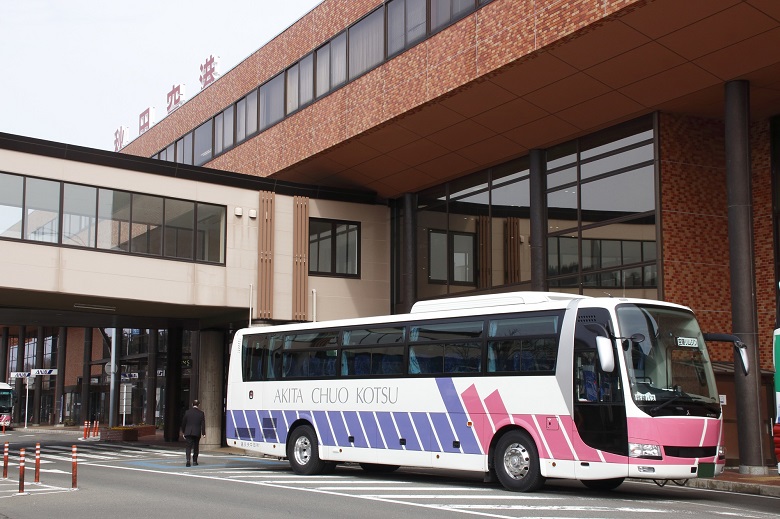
226;292;726;492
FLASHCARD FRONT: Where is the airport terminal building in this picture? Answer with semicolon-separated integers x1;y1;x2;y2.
1;0;780;468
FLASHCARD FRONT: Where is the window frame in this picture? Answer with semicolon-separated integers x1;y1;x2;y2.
308;217;361;278
427;229;477;286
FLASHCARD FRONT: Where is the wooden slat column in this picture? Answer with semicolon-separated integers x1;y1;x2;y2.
504;217;522;284
257;191;275;320
292;196;309;321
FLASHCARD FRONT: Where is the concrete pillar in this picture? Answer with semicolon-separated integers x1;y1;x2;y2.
724;79;767;474
530;149;548;291
198;330;225;448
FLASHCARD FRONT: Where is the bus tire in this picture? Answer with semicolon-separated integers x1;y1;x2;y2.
494;430;545;492
582;478;624;491
288;425;327;475
359;463;400;473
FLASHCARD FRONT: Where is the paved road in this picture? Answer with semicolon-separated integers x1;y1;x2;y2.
1;432;778;518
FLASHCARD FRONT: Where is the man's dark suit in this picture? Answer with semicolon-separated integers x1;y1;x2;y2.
181;404;206;466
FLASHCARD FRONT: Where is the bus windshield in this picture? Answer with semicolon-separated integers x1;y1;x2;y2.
616;304;720;418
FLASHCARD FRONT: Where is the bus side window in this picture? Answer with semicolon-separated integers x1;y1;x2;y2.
354;353;370;375
242;337;265;382
265;335;284;380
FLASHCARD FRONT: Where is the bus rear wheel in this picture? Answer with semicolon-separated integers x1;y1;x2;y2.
494;430;545;492
288;425;330;475
582;478;625;491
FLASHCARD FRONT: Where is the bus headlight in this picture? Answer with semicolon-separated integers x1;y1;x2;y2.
718;445;726;459
629;443;662;459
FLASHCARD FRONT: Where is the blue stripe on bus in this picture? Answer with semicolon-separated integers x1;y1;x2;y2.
435;378;481;454
328;411;351;447
226;410;236;439
258;409;278;443
271;409;287;443
393;412;421;451
313;411;335;446
359;411;381;448
284;410;299;434
430;412;460;453
343;411;369;448
411;412;436;452
232;410;249;440
376;411;403;450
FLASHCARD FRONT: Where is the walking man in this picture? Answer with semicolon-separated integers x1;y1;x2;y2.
181;399;206;467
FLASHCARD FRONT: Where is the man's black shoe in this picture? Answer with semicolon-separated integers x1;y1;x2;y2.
186;462;191;467
193;461;199;466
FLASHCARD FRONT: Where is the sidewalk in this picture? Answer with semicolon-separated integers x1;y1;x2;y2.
8;425;780;497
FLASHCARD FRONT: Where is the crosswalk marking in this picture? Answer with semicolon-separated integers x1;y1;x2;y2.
1;443;181;467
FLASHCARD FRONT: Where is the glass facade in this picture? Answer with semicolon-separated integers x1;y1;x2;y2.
416;157;531;299
547;117;657;297
410;115;657;301
0;171;226;265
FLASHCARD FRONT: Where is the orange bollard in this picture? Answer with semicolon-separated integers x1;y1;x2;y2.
17;448;26;495
92;421;100;438
2;442;7;480
34;443;40;484
71;445;78;490
83;421;88;439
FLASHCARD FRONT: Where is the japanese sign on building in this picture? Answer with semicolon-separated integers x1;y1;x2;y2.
166;83;186;114
138;107;156;135
113;126;129;152
199;54;220;90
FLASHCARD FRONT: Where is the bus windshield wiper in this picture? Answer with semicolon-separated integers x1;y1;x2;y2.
649;391;690;415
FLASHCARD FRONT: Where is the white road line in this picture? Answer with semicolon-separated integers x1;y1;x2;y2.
442;504;666;512
322;487;491;492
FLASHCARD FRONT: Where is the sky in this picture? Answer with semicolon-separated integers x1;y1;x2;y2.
0;0;323;151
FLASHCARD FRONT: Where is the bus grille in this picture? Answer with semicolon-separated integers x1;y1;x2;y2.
664;446;717;458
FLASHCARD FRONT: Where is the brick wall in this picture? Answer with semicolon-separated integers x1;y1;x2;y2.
751;121;775;371
122;0;644;177
660;113;774;370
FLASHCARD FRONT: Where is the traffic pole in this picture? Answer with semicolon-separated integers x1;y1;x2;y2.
16;448;27;496
71;445;78;490
34;443;40;484
2;442;8;480
83;421;89;440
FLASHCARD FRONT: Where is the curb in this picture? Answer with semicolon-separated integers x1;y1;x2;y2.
684;478;780;498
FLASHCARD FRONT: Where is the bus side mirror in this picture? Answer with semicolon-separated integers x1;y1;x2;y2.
703;333;749;376
596;336;615;373
735;341;749;376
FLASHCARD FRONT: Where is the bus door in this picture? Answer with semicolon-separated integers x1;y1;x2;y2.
572;308;627;472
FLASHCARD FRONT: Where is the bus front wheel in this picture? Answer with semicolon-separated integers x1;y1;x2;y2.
288;425;329;475
494;430;545;492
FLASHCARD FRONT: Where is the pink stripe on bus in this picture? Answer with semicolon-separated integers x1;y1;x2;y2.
460;384;492;454
483;389;510;430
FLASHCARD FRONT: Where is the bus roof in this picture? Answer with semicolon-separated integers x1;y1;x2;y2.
410;291;586;313
238;292;692;338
